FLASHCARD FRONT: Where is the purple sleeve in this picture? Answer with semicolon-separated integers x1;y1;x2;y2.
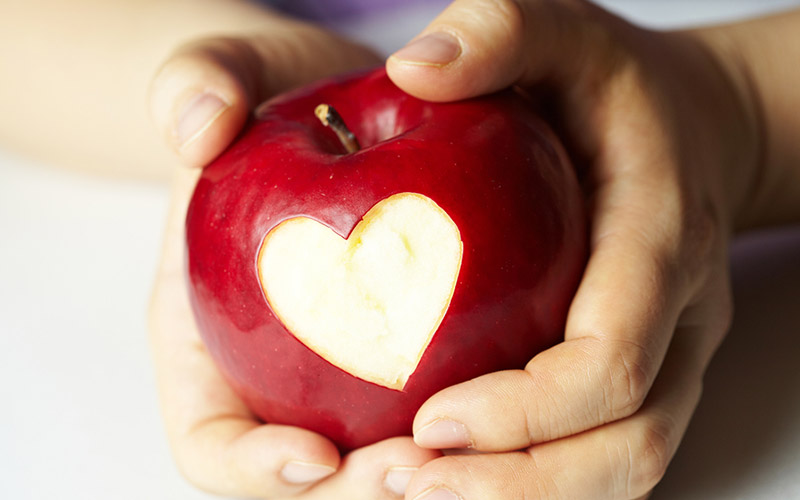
267;0;448;22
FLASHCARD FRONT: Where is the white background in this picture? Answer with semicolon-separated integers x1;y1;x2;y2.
2;1;800;499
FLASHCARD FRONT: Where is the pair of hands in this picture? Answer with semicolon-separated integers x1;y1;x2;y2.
149;1;758;498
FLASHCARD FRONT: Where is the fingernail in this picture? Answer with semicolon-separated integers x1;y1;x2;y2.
280;460;336;484
391;32;462;67
414;418;472;449
175;92;229;149
384;466;418;496
413;486;462;500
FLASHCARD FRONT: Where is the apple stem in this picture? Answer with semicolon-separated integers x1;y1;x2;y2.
315;104;361;154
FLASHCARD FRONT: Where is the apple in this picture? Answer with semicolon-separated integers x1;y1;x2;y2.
185;67;587;451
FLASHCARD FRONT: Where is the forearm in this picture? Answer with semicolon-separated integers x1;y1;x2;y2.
0;1;297;180
692;9;800;231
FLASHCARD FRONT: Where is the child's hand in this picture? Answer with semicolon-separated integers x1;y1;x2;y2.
147;25;443;499
386;1;761;498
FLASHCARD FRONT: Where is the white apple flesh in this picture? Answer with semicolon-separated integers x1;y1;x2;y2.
259;192;463;390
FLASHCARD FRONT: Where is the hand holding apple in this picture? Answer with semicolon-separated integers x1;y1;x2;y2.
148;23;449;500
383;1;760;498
185;67;587;451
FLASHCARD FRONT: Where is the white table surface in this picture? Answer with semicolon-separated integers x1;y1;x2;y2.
2;2;799;499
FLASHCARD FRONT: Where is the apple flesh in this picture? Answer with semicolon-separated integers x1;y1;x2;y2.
259;192;463;391
186;68;587;451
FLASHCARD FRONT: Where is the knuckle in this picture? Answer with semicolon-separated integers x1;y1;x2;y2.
460;0;525;42
678;200;724;277
519;369;559;443
604;339;653;419
626;416;673;494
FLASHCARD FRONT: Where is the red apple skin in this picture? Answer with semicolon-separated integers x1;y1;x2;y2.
186;67;587;451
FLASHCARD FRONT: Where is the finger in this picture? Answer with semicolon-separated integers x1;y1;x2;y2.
176;422;341;497
149;24;378;167
406;326;706;500
386;0;625;101
300;437;442;500
149;167;340;497
412;52;729;451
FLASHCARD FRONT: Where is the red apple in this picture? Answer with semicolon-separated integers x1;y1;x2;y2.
185;67;587;451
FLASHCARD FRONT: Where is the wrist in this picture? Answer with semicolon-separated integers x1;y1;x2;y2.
688;11;800;231
681;26;764;233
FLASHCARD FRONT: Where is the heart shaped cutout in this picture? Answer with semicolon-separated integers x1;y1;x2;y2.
258;193;463;390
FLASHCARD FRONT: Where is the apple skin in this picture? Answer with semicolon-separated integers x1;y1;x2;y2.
186;67;587;451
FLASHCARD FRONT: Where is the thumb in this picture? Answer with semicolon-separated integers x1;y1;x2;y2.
386;0;620;102
149;26;378;167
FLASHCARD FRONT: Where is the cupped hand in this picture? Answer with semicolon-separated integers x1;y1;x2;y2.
387;1;759;498
147;17;442;499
